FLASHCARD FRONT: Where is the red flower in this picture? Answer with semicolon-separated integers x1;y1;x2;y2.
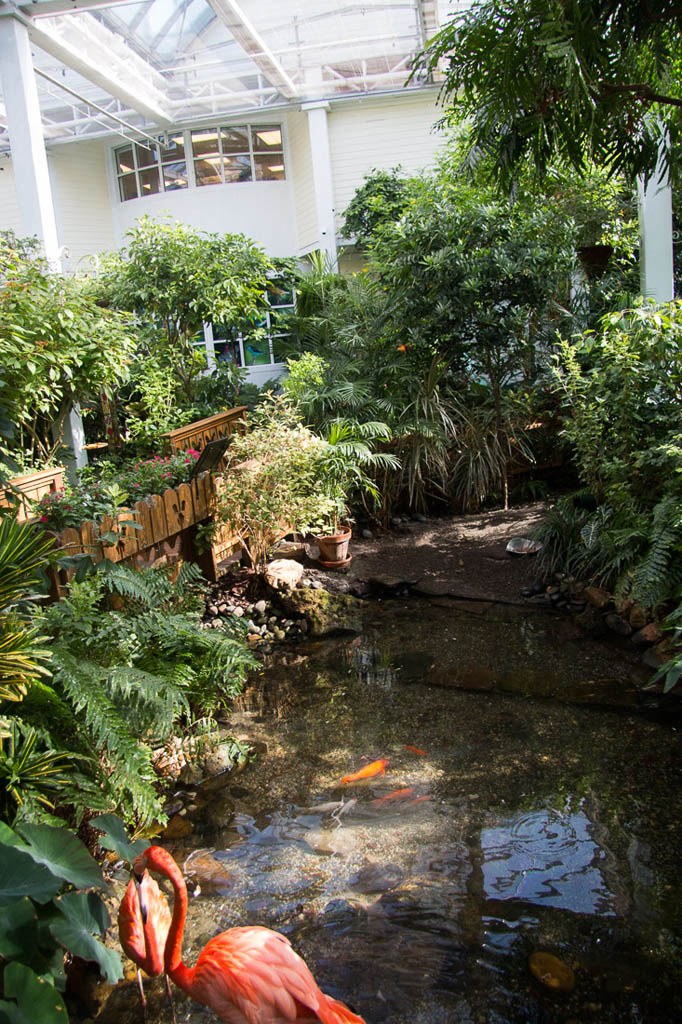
40;515;48;522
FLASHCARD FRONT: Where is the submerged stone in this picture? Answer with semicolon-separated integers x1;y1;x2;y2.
278;588;364;635
529;952;576;993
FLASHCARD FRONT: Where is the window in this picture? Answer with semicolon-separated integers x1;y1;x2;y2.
115;124;285;201
207;278;295;370
191;124;285;188
114;134;188;201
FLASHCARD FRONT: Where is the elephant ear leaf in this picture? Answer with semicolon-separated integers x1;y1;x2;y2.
0;842;61;905
0;962;68;1024
49;892;122;985
15;824;103;890
90;813;148;864
0;897;51;977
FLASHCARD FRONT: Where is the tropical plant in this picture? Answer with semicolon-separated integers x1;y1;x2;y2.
218;397;327;570
342;167;414;245
312;420;398;534
0;818;123;1024
0;235;135;466
414;0;682;188
95;216;272;403
21;561;255;827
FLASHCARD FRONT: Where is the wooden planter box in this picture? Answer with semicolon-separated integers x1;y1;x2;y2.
47;472;241;594
1;466;65;523
163;407;247;465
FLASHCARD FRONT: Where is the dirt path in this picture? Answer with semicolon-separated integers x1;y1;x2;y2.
341;503;548;603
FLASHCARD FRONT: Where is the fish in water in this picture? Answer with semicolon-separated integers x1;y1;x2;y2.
302;801;347;815
370;787;415;808
340;759;388;785
404;795;432;807
332;797;357;823
404;745;427;756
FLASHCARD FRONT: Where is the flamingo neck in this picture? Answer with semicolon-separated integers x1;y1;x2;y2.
149;848;195;991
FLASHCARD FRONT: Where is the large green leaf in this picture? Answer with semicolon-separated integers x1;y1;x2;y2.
90;813;148;864
1;963;68;1024
16;823;103;890
0;897;51;976
49;893;122;984
0;842;61;904
0;822;25;848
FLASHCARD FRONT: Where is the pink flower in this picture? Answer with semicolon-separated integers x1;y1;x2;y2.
134;483;140;487
40;515;48;522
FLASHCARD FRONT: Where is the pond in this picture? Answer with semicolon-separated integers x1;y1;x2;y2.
112;597;682;1023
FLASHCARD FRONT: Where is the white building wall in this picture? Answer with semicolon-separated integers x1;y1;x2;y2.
327;90;446;232
286;108;318;253
0;158;23;235
49;140;116;271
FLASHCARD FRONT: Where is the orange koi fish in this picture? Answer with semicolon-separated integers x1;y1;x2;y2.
371;787;415;808
404;745;427;756
340;758;388;786
404;795;432;807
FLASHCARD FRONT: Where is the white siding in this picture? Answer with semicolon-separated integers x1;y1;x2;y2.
50;140;116;271
0;142;115;268
328;90;446;232
286;108;318;253
0;158;26;236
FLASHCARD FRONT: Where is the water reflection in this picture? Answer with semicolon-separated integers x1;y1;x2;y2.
107;598;682;1024
482;805;617;915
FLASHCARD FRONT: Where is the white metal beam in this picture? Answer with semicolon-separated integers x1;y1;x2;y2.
21;9;174;127
206;0;299;101
13;0;142;17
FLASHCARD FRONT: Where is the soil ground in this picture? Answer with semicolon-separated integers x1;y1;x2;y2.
339;502;548;603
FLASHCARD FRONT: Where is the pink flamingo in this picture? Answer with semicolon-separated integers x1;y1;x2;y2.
118;868;177;1023
134;845;366;1024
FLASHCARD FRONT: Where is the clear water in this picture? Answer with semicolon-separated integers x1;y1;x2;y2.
106;598;682;1024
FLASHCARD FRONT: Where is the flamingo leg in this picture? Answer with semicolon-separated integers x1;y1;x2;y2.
136;968;147;1020
164;975;178;1024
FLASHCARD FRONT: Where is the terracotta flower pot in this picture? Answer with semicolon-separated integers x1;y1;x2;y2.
315;524;352;566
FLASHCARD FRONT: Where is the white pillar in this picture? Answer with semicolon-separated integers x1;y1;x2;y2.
303;101;337;265
638;164;674;303
0;13;61;268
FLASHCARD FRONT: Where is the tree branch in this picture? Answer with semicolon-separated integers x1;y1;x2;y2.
598;82;682;109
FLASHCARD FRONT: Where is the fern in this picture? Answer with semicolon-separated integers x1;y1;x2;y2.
625;497;682;610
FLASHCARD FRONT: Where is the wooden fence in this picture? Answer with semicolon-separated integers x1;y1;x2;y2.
163;406;247;459
0;466;65;523
48;472;240;595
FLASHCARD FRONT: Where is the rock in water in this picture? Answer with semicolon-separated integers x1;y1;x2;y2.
278;588;364;635
265;558;304;589
529;952;576;994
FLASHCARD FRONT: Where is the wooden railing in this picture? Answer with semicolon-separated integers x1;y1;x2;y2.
47;473;240;593
163;406;247;458
0;466;65;523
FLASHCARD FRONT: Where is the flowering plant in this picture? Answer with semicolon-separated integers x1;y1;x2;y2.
33;450;200;531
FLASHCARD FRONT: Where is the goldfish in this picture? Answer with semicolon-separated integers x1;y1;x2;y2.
340;758;388;785
404;795;432;807
371;787;415;808
404;745;427;756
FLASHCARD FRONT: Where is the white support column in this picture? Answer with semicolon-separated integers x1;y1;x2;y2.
638;162;674;303
0;13;61;267
303;101;338;265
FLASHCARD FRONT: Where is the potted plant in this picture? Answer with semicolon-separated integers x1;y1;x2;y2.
311;420;398;567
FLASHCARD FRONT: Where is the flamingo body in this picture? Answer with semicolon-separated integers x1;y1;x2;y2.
135;845;366;1024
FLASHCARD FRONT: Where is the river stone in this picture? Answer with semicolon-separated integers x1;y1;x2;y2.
265;558;305;590
161;813;194;839
628;604;649;630
584;586;612;609
529;952;576;994
277;588;364;635
605;612;632;636
184;849;232;892
202;742;238;776
631;622;662;646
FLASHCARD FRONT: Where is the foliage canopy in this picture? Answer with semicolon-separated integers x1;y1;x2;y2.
415;0;682;187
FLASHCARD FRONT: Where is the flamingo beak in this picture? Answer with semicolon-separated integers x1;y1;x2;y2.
135;876;149;925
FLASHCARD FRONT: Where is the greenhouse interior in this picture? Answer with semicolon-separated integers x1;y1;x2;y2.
1;2;682;1022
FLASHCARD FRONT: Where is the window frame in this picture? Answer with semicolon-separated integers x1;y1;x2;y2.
114;122;286;202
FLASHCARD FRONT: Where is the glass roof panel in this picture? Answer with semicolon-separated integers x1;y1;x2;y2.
0;0;471;148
